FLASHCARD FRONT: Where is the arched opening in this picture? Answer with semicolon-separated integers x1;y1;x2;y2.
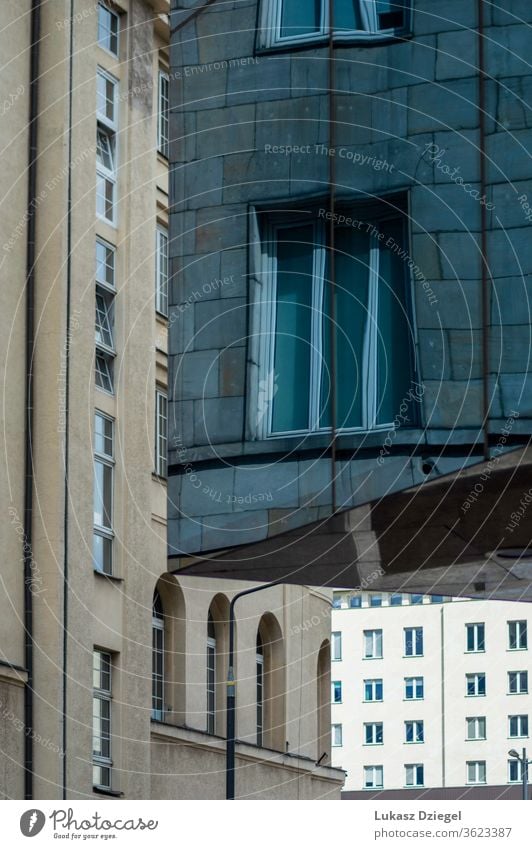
152;590;165;720
206;594;230;736
256;612;285;751
317;639;331;762
153;575;186;725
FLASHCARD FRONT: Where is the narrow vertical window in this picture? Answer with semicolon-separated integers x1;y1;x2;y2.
256;632;264;746
155;226;169;316
98;3;119;55
95;239;116;393
332;723;343;746
96;69;118;225
508;620;528;650
331;631;342;661
93;413;114;575
158;70;169;158
93;650;112;789
152;591;164;720
155;389;168;477
206;612;216;734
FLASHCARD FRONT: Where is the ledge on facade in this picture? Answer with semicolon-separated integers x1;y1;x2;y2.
150;720;345;782
0;659;28;687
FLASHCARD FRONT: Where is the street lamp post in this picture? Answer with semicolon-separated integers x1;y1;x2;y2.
508;748;530;800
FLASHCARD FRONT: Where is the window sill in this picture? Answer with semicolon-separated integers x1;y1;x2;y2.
507;648;528;652
93;569;123;583
465;738;487;742
155;309;169;322
363;743;383;747
363;657;383;661
466;782;487;787
255;31;412;56
508;736;529;740
152;472;168;485
93;786;124;798
363;700;383;704
508;692;528;696
403;655;424;659
403;698;424;702
466;694;486;698
465;650;486;654
404;742;424;745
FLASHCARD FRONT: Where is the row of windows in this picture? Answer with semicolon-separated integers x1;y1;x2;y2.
331;622;529;661
333;759;528;791
333;593;449;609
332;672;529;706
332;715;530;746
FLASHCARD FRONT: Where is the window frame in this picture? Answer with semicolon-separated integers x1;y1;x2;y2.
466;716;486;741
405;763;424;788
97;2;119;57
508;620;528;651
508;670;528;695
364;764;383;790
467;760;486;785
509;758;523;783
331;723;343;747
258;0;412;50
93;412;114;575
466;622;486;653
254;203;416;440
466;673;486;697
364;678;383;702
155;225;169;317
151;593;165;721
331;631;342;661
157;69;170;158
332;680;342;704
96;68;118;226
509;714;529;739
404;676;424;701
405;720;424;744
364;629;383;659
404;626;423;657
155;388;168;478
93;649;113;790
364;722;383;746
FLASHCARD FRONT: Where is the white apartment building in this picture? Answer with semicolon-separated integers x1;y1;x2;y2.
331;591;532;798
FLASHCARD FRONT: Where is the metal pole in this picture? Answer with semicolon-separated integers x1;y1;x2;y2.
523;747;528;801
226;580;284;799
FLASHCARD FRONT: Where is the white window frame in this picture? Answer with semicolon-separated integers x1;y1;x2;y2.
152;596;164;721
97;68;118;130
255;212;414;439
404;626;423;657
97;2;119;56
96;69;118;226
155;389;168;478
508;670;528;695
405;676;424;700
405;720;424;744
157;69;169;158
364;629;383;659
332;680;342;704
331;631;342;661
509;758;523;783
364;722;383;745
332;723;342;747
364;765;383;790
96;237;116;291
258;0;410;49
405;763;424;788
93;649;112;789
467;760;486;785
155;225;169;317
508;620;528;650
466;716;486;741
466;673;486;697
466;622;485;653
364;678;383;702
93;412;114;575
509;714;529;738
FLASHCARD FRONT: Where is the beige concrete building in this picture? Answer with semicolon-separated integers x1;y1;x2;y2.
332;591;532;798
0;0;342;800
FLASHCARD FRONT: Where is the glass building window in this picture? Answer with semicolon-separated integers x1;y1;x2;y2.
259;0;410;48
509;715;529;738
364;629;383;659
466;716;486;740
257;207;415;437
466;623;485;653
466;673;486;697
467;761;486;785
158;70;169;158
508;620;528;650
509;759;524;783
332;723;342;747
364;722;383;745
508;671;528;694
98;3;119;55
405;763;424;787
207;612;216;735
405;720;424;743
390;594;403;606
152;591;164;721
364;765;383;789
93;649;112;789
93;413;114;574
332;680;342;703
332;631;342;661
155;390;168;478
156;226;169;316
369;595;382;608
364;679;383;702
405;677;423;700
404;627;423;657
410;594;423;605
256;631;264;746
349;594;362;608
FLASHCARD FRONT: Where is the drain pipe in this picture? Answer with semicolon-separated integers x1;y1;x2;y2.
477;0;490;460
226;580;284;799
328;0;338;512
23;0;42;801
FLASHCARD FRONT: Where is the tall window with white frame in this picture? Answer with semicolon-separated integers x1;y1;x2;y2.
466;622;485;652
467;761;486;785
206;612;216;735
364;629;383;659
508;620;528;650
155;225;169;317
152;591;164;721
93;649;113;790
93;412;114;575
508;671;528;694
258;0;411;48
158;69;169;158
95;238;116;393
405;763;424;788
404;627;423;657
466;716;486;741
255;204;416;438
97;2;119;55
155;389;168;477
96;67;118;225
331;631;342;662
364;764;383;790
331;723;342;747
256;632;264;746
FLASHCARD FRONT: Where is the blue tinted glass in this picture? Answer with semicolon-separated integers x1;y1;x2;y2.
272;226;314;432
334;0;363;30
390;594;403;606
411;594;423;605
350;595;362;608
281;0;321;37
376;680;383;699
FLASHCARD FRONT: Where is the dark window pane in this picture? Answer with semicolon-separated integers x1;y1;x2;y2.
334;0;363;31
272;226;314;432
280;0;321;37
376;218;415;425
377;0;404;30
